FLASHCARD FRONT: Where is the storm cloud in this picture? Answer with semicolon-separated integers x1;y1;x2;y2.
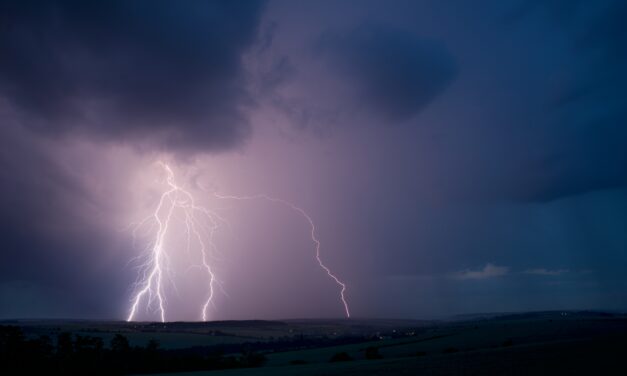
0;0;266;152
504;0;627;201
0;0;626;320
316;23;457;124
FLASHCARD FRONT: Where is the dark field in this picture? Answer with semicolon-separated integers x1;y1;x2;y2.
2;311;627;375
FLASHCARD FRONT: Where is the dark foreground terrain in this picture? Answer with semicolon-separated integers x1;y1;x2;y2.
2;311;626;375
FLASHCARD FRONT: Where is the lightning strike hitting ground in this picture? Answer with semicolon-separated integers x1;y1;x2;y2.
213;193;351;318
127;162;221;322
127;163;350;321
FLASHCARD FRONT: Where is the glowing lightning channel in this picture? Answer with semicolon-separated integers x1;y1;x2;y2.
127;162;221;322
213;193;351;318
127;163;350;321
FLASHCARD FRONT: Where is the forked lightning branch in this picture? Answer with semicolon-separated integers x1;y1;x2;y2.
127;162;350;322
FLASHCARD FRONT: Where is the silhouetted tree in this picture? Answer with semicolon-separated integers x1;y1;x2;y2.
74;334;104;363
109;334;131;374
110;333;130;353
0;326;26;372
57;332;74;357
0;326;272;374
146;338;160;352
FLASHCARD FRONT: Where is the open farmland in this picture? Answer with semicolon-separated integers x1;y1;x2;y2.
3;311;627;375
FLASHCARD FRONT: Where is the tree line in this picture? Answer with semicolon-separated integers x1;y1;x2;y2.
0;325;265;375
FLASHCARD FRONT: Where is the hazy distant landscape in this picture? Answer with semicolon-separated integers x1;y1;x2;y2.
2;311;626;375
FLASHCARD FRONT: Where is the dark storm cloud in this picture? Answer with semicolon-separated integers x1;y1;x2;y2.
315;23;457;124
0;119;117;317
1;0;626;320
0;0;268;318
0;0;272;316
0;0;265;152
399;0;627;204
499;0;627;201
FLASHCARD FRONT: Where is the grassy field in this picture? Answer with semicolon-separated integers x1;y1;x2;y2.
147;336;627;375
147;312;627;375
4;311;627;375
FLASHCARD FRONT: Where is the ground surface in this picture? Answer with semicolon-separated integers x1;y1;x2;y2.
4;311;627;375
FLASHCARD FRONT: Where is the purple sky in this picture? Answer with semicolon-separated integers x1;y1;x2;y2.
1;0;626;321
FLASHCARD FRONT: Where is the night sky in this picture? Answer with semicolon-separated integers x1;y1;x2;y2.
1;0;626;321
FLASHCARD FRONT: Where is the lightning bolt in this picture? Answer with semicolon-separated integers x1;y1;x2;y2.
127;162;221;322
126;162;351;321
213;193;351;318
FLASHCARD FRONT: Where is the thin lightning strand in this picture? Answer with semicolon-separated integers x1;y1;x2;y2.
127;162;219;322
127;163;351;321
213;193;351;318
